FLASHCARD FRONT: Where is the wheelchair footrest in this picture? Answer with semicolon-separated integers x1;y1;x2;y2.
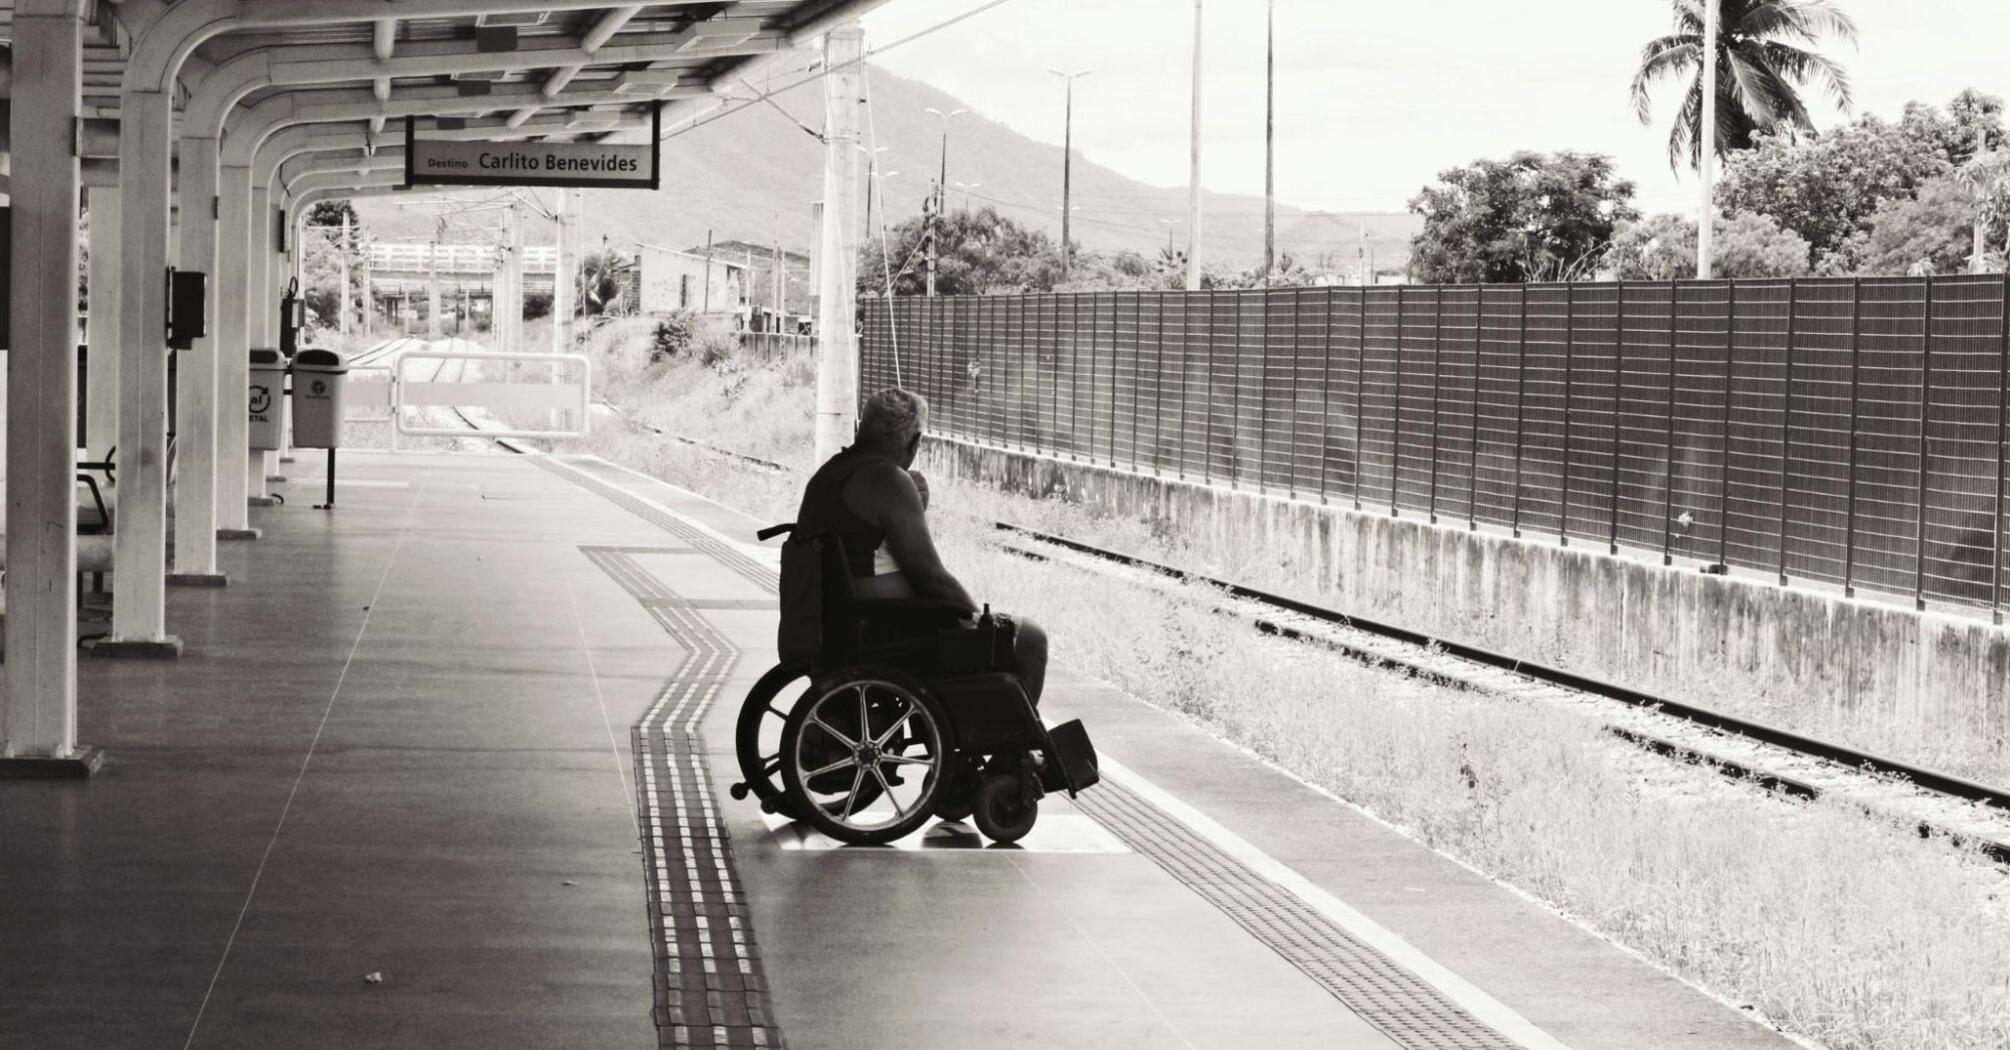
1043;719;1099;794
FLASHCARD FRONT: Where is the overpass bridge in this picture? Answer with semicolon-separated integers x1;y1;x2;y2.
364;240;559;296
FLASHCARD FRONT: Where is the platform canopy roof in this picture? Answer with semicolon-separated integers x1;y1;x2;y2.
3;0;890;143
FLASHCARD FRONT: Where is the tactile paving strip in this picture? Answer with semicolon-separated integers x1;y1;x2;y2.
553;454;1527;1050
1073;780;1523;1050
582;545;786;1050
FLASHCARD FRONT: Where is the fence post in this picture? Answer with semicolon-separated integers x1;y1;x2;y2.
1205;292;1217;484
1610;282;1625;555
1355;287;1366;510
1511;284;1528;538
1320;288;1334;504
1289;287;1303;498
1661;281;1680;566
1234;292;1247;490
1128;294;1139;469
1153;292;1166;475
1561;282;1575;545
1994;274;2008;624
1019;295;1030;450
1469;289;1483;531
1429;287;1444;523
1179;292;1191;480
1717;281;1737;573
1252;293;1264;492
1775;278;1799;585
1842;279;1863;598
1914;276;1935;611
1391;285;1404;517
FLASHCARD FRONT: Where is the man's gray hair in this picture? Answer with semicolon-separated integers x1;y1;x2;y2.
857;387;930;447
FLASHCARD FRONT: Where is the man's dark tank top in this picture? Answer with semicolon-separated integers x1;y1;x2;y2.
793;446;892;577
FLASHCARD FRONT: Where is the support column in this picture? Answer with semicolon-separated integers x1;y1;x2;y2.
813;21;865;462
248;185;272;504
216;164;256;537
4;0;99;772
555;189;575;353
84;185;121;458
170;136;224;584
100;86;181;657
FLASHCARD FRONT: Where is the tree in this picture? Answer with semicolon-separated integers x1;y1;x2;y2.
1609;211;1811;280
1631;0;1857;171
1860;175;1992;276
300;198;368;330
577;250;634;315
1716;91;2006;271
857;206;1061;296
1407;151;1639;283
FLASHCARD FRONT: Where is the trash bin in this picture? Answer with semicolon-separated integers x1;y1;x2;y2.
290;348;348;449
248;348;285;451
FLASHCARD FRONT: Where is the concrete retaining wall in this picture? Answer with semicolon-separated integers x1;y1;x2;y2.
922;435;2010;764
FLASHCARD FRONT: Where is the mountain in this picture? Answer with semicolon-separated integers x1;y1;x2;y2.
353;53;1418;275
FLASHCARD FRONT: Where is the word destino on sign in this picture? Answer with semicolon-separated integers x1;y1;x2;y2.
402;106;662;190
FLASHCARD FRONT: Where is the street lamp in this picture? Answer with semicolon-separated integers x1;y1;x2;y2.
953;181;982;211
1046;68;1094;276
1158;217;1185;253
858;144;891;239
924;106;967;211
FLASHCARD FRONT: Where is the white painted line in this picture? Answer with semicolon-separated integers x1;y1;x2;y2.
1094;753;1577;1050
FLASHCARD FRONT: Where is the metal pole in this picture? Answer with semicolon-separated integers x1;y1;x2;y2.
1775;278;1799;585
1180;291;1191;478
1129;294;1141;468
1511;284;1528;538
1697;0;1719;279
1070;294;1081;459
1843;278;1863;598
1185;0;1205;291
1153;291;1165;474
1290;287;1303;498
1662;281;1681;566
1915;276;1936;611
1391;286;1404;516
1262;0;1275;284
1061;80;1074;276
1561;283;1575;544
1610;282;1626;554
1429;287;1444;522
1320;287;1334;504
1354;287;1366;509
1717;282;1737;572
1247;292;1258;491
1470;290;1483;530
1993;273;2008;624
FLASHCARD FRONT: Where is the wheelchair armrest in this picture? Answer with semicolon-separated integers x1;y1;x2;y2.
856;597;972;619
756;522;795;542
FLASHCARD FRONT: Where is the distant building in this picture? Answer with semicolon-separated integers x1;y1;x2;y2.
636;243;747;322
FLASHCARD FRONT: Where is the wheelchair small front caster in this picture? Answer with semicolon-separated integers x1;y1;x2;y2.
729;782;750;801
974;773;1039;844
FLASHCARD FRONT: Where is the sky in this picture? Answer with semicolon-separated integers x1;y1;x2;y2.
860;0;2010;217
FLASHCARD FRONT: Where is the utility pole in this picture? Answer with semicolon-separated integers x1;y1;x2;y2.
924;194;939;297
1263;0;1276;286
1185;0;1205;291
814;22;866;461
507;197;524;352
1696;0;1719;279
702;228;715;313
554;188;576;352
1048;68;1094;277
338;211;353;334
427;216;443;340
773;216;785;327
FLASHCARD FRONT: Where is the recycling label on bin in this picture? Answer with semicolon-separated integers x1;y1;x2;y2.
249;384;274;419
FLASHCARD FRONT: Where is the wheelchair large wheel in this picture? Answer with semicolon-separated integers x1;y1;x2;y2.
732;663;813;819
780;667;955;846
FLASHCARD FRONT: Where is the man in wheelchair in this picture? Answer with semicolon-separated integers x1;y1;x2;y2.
794;386;1047;705
743;386;1093;846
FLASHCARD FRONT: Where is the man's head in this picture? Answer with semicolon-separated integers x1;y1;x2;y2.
856;387;930;467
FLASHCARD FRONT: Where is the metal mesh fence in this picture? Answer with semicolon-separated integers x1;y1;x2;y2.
860;276;2010;618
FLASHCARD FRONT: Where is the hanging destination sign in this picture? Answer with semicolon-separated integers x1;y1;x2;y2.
402;107;662;190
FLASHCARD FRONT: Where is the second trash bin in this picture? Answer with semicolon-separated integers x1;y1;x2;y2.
248;348;285;451
291;348;348;449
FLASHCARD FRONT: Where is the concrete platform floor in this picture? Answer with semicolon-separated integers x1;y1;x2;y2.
0;451;1804;1050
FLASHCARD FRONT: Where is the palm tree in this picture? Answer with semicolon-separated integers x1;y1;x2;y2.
1631;0;1857;171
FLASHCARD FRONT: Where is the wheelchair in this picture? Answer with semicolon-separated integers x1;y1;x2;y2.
729;523;1099;847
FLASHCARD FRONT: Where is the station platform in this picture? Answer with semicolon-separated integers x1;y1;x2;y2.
0;450;1803;1050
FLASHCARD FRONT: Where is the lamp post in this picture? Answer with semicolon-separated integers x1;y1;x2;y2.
1186;0;1205;291
859;144;890;241
1046;68;1094;277
1696;0;1719;279
924;106;967;213
953;181;982;211
1159;217;1185;254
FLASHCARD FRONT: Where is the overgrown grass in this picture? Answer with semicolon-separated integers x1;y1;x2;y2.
559;324;2010;1050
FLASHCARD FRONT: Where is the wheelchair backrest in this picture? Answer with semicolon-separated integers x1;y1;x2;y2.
775;532;866;668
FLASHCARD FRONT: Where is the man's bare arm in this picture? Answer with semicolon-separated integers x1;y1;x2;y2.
845;464;977;614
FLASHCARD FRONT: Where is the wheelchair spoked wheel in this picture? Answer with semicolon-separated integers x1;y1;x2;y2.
732;663;813;819
780;668;955;846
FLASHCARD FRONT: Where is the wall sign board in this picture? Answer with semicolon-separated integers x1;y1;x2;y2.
403;107;662;190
